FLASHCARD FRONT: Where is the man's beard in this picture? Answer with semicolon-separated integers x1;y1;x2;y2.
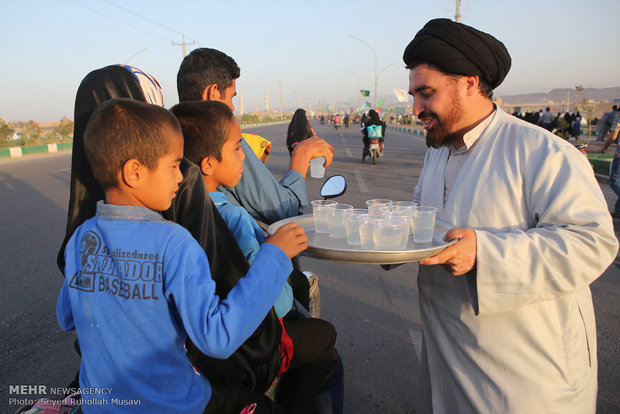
423;94;464;148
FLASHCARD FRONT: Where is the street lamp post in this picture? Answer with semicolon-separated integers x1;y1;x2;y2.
348;34;377;108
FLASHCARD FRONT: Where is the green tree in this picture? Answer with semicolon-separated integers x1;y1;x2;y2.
23;120;42;143
54;117;74;140
0;120;15;146
238;114;260;124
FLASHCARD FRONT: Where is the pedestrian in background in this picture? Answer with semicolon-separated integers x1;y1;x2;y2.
286;108;316;156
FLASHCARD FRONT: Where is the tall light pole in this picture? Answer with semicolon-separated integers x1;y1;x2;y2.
348;34;377;108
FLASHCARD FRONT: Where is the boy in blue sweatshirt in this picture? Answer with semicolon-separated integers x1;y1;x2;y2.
56;98;308;413
171;100;338;414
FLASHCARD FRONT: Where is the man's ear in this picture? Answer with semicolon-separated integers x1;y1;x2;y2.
121;159;143;188
463;75;480;97
201;84;220;101
200;156;216;176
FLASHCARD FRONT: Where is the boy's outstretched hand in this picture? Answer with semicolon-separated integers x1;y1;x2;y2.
265;222;308;259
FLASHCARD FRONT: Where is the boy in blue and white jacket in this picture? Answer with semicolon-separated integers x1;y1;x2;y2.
170;100;338;414
56;98;308;413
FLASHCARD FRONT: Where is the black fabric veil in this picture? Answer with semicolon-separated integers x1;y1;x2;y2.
286;108;313;148
58;65;282;392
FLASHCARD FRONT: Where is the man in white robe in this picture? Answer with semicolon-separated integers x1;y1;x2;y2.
403;19;618;413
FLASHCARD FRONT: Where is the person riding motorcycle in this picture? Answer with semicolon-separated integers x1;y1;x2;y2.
362;109;386;160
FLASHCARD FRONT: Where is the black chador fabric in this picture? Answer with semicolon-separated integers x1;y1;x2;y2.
58;65;282;393
403;18;512;89
286;108;313;148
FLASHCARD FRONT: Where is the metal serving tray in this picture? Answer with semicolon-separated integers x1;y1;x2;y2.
267;214;456;264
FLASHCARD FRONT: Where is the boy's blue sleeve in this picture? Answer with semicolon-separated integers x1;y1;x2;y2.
223;205;265;264
57;282;75;331
164;235;292;359
224;206;293;317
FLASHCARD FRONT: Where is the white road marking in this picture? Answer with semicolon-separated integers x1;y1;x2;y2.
353;169;368;193
409;328;422;362
345;148;352;157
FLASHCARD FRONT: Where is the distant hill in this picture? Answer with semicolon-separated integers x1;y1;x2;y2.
499;87;620;104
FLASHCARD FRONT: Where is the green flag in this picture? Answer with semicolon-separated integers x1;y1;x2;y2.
377;99;385;106
344;102;350;105
365;101;372;107
360;90;370;97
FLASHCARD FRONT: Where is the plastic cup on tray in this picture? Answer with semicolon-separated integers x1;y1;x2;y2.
344;209;368;245
411;206;438;243
327;203;353;238
311;200;337;233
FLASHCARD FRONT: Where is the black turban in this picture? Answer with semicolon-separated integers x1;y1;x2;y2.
403;18;511;89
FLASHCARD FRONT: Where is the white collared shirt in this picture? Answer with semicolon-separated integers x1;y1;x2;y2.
444;109;497;203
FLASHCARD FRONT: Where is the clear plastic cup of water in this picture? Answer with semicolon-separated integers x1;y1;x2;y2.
391;201;417;213
344;209;368;245
372;218;408;250
309;157;326;178
388;211;411;248
411;206;438;243
311;200;337;233
359;214;377;249
366;199;392;216
328;203;353;238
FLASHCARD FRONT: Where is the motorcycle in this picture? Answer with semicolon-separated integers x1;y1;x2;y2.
363;124;383;164
367;137;380;164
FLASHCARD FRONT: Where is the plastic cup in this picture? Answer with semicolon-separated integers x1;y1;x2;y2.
344;209;368;246
411;206;438;243
388;211;411;248
358;214;377;249
391;201;417;213
309;157;326;178
366;199;392;216
311;199;337;233
373;217;408;250
328;203;353;238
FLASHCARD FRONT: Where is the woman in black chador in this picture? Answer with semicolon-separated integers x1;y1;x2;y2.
286;108;315;156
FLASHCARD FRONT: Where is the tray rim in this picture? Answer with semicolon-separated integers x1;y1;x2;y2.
267;214;456;264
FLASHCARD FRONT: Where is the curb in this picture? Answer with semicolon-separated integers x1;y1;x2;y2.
0;142;74;159
0;121;288;159
387;124;426;137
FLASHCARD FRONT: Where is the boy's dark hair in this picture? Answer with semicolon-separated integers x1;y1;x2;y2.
84;98;181;189
170;100;235;165
177;48;241;102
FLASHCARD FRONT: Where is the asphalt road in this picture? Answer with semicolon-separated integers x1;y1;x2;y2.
1;122;619;413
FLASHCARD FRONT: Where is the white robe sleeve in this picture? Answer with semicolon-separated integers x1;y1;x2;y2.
473;139;618;315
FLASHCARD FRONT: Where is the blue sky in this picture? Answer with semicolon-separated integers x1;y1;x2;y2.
1;0;618;121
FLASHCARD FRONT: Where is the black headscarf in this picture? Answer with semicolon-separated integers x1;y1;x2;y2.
286;108;313;148
403;18;511;89
58;65;282;392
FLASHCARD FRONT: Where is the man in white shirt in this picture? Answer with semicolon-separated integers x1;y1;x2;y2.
404;18;618;413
